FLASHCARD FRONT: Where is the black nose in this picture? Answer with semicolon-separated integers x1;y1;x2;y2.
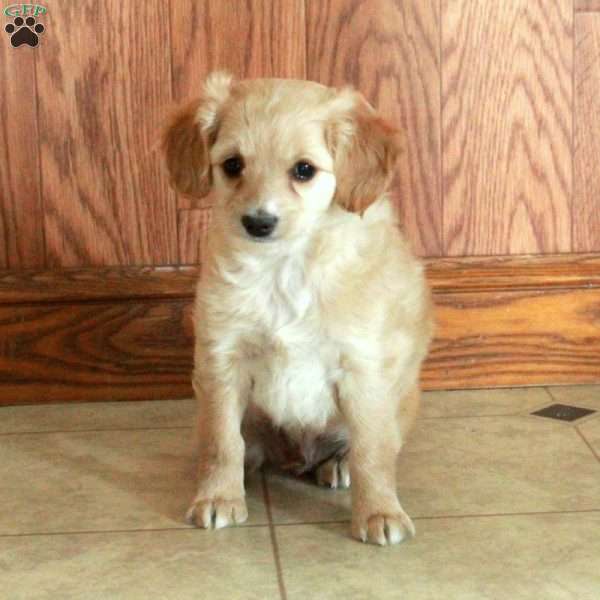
241;214;278;238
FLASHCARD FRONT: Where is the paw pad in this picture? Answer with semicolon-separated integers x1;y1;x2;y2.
5;16;44;48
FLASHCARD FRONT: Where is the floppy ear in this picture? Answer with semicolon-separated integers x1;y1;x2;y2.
161;71;233;199
327;90;402;213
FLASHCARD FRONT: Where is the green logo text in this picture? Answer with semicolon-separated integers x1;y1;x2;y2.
3;4;46;17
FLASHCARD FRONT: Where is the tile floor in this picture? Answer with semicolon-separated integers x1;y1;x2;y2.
1;386;599;599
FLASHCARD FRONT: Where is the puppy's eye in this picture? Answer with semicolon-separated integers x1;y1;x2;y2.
291;161;316;182
222;156;244;178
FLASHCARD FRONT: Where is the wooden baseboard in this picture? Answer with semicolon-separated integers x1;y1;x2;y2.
425;254;600;389
1;255;599;405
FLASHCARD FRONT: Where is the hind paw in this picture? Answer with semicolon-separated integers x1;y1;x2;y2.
316;454;350;489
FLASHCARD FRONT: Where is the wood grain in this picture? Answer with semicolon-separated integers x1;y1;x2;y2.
2;254;597;304
1;255;599;404
0;35;44;268
574;14;600;252
169;0;306;99
442;0;572;255
424;287;600;389
36;1;176;267
576;1;600;10
169;0;307;209
306;0;441;257
426;254;600;292
178;209;213;265
0;300;194;405
0;266;200;305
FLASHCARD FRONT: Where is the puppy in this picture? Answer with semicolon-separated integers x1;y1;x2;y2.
162;72;433;546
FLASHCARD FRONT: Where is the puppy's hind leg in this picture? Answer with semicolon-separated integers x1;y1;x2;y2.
314;384;418;490
299;425;351;489
315;452;351;489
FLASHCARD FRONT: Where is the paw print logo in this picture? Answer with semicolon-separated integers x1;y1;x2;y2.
5;16;44;47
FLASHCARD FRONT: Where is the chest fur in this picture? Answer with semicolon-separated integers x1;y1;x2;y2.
228;255;340;429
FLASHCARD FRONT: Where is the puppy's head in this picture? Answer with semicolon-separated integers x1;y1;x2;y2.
162;72;400;244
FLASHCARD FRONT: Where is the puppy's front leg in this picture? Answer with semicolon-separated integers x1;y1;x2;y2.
338;373;417;546
187;371;248;530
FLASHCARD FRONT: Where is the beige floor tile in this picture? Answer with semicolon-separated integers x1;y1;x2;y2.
0;527;279;600
266;471;351;523
546;385;600;411
421;387;552;418
579;418;600;460
0;429;267;535
266;416;600;524
275;513;600;600
0;399;195;434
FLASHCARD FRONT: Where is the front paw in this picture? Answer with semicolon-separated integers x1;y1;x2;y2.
186;496;248;530
352;509;415;546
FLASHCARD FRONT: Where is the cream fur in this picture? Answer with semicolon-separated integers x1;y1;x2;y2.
162;74;434;546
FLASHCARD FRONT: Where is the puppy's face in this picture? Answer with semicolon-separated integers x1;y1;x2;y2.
210;79;338;243
162;73;400;245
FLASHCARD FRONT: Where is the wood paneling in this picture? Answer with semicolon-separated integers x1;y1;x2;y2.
574;14;600;252
306;0;441;257
170;0;307;210
0;40;44;268
1;255;599;405
425;254;600;389
428;253;600;292
36;1;176;267
442;0;572;256
169;0;306;99
2;2;600;402
576;1;600;11
0;266;200;305
178;209;212;265
0;300;194;405
426;288;600;389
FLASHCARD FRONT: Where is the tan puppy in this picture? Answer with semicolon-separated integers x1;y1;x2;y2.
162;72;433;546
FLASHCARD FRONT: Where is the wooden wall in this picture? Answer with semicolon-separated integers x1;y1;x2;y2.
3;0;599;269
1;1;600;403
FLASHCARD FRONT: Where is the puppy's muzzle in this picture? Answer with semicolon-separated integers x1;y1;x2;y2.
241;213;279;239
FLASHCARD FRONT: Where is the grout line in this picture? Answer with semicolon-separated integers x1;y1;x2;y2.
267;519;350;528
575;426;600;463
412;508;600;520
543;386;559;403
0;523;271;539
269;508;600;529
0;426;193;437
419;413;530;420
3;508;599;539
6;508;597;538
419;410;588;421
261;472;288;600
